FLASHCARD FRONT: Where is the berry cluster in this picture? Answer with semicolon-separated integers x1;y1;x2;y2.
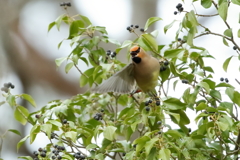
144;98;160;111
33;145;66;160
126;24;145;33
220;77;229;83
106;50;116;58
182;79;189;84
60;2;71;7
174;3;184;15
94;113;103;121
160;60;169;72
73;152;86;160
1;82;14;93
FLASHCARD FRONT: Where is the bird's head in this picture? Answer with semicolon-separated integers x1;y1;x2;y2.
130;46;142;63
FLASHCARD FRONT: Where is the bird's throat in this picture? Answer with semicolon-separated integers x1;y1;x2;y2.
132;57;141;63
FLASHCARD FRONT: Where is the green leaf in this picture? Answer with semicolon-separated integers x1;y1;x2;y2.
18;156;33;160
145;137;158;156
210;90;222;100
41;124;52;138
65;131;77;142
55;14;67;30
86;143;99;150
216;121;228;131
218;2;228;21
164;49;184;59
21;94;36;107
103;126;117;141
233;91;240;106
222;37;229;46
165;130;182;138
48;21;56;32
164;20;177;34
223;56;232;72
55;57;67;67
8;129;21;136
232;0;240;5
163;98;186;110
68;20;84;39
144;17;162;31
7;95;16;107
160;66;170;82
30;125;40;144
14;106;29;125
224;28;233;37
167;111;180;123
79;74;88;87
201;0;212;8
238;29;240;38
159;148;171;160
80;15;92;26
47;120;62;127
198;81;210;94
65;62;74;73
141;33;158;52
17;135;29;152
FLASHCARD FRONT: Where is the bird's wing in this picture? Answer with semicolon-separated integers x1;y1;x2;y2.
92;63;136;94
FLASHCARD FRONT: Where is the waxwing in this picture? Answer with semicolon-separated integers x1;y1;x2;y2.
92;46;160;97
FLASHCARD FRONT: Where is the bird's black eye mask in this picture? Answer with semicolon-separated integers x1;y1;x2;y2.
130;47;140;57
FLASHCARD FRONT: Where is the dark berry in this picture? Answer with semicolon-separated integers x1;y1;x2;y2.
35;114;41;119
76;152;81;155
158;131;162;134
145;107;150;112
52;150;57;153
54;145;58;148
57;145;62;150
145;101;149;106
33;151;39;156
60;146;65;151
178;38;181;41
74;153;80;158
60;2;65;6
122;152;126;156
42;149;47;153
233;46;237;50
38;148;43;152
156;101;160;106
160;66;167;72
164;61;169;66
148;99;152;103
182;79;189;84
66;2;71;6
188;128;191;133
127;26;131;31
54;150;59;155
130;24;134;27
220;77;224;81
179;7;184;12
111;52;116;58
133;144;137;148
225;78;229;83
140;28;144;32
94;115;100;120
79;155;85;159
51;133;55;139
1;87;8;93
40;152;46;157
4;83;11;88
52;155;56;159
174;11;178;15
157;121;162;125
176;3;182;9
101;109;104;112
135;25;139;28
62;119;67;124
10;84;15;89
57;155;62;159
106;50;111;56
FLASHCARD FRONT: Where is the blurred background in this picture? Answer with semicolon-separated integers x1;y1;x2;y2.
0;0;239;159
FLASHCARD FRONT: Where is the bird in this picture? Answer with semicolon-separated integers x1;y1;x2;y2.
92;46;160;97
